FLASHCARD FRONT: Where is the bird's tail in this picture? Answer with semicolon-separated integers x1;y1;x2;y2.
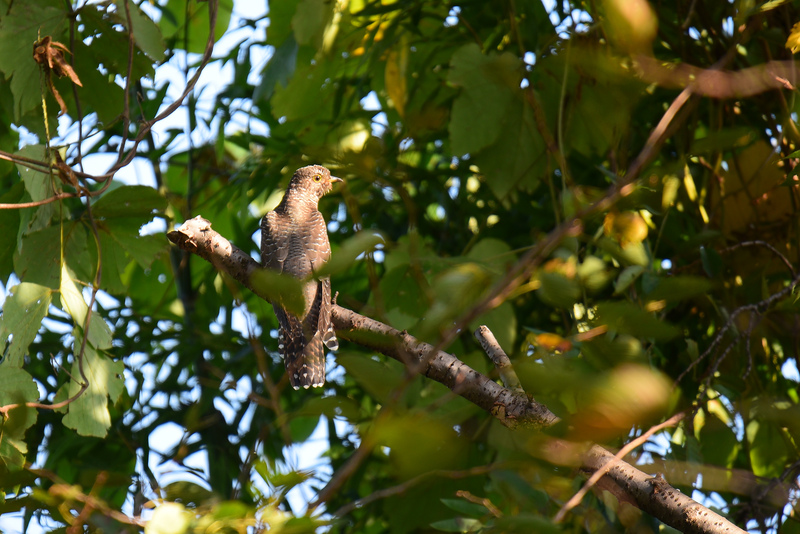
279;313;326;390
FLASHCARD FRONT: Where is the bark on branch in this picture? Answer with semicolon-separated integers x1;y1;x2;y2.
167;215;745;534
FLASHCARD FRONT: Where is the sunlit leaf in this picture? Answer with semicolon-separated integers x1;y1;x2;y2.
787;21;800;53
61;334;124;438
747;420;789;478
145;502;192;534
0;283;51;367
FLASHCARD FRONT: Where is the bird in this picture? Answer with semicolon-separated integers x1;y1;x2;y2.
261;164;342;389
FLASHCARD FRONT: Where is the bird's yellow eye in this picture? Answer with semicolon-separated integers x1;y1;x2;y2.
314;174;322;182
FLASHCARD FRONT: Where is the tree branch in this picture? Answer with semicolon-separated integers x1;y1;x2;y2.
166;216;746;534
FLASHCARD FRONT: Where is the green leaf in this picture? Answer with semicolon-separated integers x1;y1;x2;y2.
645;276;714;302
448;44;520;156
747;420;789;478
250;269;306;316
700;246;723;279
113;0;165;61
537;272;581;308
466;238;515;273
103;218;166;269
15;145;53;203
62;334;124;438
577;255;614;293
614;265;645;294
0;183;22;281
595;301;680;340
472;100;546;199
97;230;131;294
254;34;298;102
294;395;361;420
337;352;404;403
0;283;51;367
380;265;428;322
492;513;559;533
64;222;95;284
292;0;333;46
424;263;492;336
440;498;489;518
316;230;386;278
0;1;67;119
289;415;320;443
372;413;464;479
59;264;112;349
0;367;40;436
92;185;167;222
159;0;233;54
271;60;334;121
65;41;125;126
0;434;27;473
14;226;61;289
265;0;300;47
691;127;755;155
698;412;739;468
430;518;484;532
163;481;215;506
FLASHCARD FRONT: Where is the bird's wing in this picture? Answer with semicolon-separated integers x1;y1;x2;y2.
261;211;289;272
305;211;331;271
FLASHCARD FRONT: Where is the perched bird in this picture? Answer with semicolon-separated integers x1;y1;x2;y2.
261;165;342;389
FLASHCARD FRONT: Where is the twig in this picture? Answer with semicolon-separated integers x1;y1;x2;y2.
308;433;375;511
554;412;685;523
29;467;145;527
474;325;524;393
676;268;800;386
333;464;500;517
456;489;502;518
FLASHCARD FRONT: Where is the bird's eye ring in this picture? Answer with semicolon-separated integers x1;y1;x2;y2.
314;174;322;182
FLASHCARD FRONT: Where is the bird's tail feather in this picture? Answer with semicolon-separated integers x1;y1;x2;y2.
280;314;326;390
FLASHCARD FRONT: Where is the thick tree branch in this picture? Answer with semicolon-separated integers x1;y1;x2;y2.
166;216;746;534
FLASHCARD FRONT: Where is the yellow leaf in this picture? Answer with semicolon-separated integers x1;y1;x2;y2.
385;46;408;117
787;21;800;53
603;211;648;246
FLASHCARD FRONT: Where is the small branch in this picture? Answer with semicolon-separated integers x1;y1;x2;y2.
474;325;524;393
308;433;375;511
554;413;685;523
581;444;746;534
332;464;500;517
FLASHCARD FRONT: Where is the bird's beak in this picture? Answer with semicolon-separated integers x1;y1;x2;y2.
331;176;343;183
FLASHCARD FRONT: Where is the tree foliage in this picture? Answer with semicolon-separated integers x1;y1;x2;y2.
1;0;800;532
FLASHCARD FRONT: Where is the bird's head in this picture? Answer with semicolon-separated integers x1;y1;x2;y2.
289;165;343;199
